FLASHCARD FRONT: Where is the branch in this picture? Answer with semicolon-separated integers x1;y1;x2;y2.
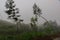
40;16;49;25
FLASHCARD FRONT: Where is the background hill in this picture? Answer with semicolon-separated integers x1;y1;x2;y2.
0;20;16;33
0;20;31;33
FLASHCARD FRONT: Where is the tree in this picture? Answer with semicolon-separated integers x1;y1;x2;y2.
5;0;22;33
30;3;42;31
30;3;49;31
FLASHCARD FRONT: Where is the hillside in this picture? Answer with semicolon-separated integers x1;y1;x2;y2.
0;20;15;26
0;20;16;33
0;20;31;33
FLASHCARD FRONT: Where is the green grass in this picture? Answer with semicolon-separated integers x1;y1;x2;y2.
0;31;57;40
0;26;59;40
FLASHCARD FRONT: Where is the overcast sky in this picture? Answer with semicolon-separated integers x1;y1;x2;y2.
0;0;60;25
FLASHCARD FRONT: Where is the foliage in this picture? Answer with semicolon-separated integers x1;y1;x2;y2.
5;0;20;21
30;3;42;31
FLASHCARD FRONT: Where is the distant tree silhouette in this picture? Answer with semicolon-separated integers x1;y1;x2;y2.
30;3;42;31
30;3;49;31
5;0;23;33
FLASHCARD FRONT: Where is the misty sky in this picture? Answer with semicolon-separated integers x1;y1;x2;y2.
0;0;60;25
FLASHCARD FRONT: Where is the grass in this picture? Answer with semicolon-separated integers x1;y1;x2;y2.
0;26;59;40
0;32;41;40
0;30;58;40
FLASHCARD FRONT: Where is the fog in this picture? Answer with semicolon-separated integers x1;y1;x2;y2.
0;0;60;25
